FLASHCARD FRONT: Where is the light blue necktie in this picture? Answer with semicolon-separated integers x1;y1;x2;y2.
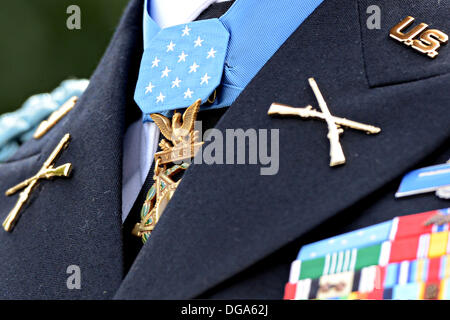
135;0;324;122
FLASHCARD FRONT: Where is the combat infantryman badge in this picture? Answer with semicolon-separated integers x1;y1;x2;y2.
132;100;203;242
390;16;448;58
268;78;381;167
3;134;73;232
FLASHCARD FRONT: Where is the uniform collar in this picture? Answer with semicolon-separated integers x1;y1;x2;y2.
148;0;229;28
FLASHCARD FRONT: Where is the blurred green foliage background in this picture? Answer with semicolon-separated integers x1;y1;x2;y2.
0;0;130;114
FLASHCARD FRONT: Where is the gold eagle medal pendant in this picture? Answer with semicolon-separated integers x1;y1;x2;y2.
132;99;203;243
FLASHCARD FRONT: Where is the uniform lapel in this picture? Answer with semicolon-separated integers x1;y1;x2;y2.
115;0;450;299
0;0;144;299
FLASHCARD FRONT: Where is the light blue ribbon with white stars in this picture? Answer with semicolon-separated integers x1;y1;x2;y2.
135;0;324;121
135;18;229;119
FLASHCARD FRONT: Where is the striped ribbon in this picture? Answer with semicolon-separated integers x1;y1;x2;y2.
286;208;450;299
289;229;449;284
286;254;450;300
297;208;450;261
289;242;391;282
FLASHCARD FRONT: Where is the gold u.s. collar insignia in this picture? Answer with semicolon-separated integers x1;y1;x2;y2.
268;78;381;167
3;134;73;232
390;16;448;58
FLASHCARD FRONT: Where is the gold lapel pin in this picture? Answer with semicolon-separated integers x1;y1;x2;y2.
390;16;448;58
3;134;73;232
34;96;78;139
268;78;381;167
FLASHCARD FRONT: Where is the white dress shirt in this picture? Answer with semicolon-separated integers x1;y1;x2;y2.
121;0;231;222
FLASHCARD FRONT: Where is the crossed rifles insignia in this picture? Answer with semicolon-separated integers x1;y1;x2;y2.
268;78;381;167
132;100;203;242
3;134;73;232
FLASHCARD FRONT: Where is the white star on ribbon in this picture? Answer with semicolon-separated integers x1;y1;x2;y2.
151;57;160;68
178;51;188;63
145;82;155;94
156;92;165;103
184;88;194;99
181;25;191;37
200;73;211;85
166;41;176;52
207;48;217;59
161;66;171;78
194;36;204;47
188;62;200;73
171;77;182;88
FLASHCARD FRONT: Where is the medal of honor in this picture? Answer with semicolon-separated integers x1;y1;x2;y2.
133;100;203;242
